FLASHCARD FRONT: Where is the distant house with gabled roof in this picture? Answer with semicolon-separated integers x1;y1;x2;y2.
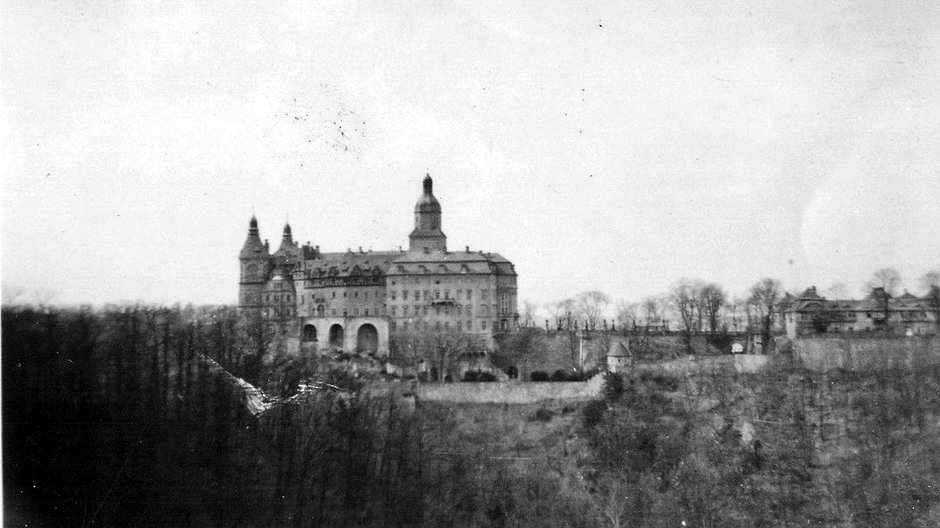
779;285;939;338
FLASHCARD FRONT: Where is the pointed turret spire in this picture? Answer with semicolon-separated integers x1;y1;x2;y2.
423;173;433;194
240;216;266;258
409;173;446;252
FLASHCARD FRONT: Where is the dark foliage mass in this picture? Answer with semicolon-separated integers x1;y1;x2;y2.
581;355;940;527
5;304;940;527
3;305;425;527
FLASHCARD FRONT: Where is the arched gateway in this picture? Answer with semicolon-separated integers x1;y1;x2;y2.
329;324;344;348
357;324;378;353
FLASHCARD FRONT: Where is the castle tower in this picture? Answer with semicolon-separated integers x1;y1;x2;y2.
408;174;447;252
238;216;269;312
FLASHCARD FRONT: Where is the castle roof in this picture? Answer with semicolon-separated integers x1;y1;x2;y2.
390;250;516;276
782;285;935;313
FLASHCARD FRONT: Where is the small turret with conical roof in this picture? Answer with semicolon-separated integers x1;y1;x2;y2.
409;173;447;252
239;216;269;312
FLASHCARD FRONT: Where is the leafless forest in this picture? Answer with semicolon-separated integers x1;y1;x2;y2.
5;304;940;526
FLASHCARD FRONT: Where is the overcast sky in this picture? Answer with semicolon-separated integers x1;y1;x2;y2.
3;0;939;310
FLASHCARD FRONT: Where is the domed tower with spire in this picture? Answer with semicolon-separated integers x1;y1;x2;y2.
409;174;447;252
272;222;301;270
238;216;269;313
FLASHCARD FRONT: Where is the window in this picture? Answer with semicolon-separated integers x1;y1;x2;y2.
482;321;487;330
332;308;337;316
444;321;450;330
391;291;397;300
445;306;450;316
435;306;440;316
457;289;462;299
500;294;510;315
482;290;489;300
482;305;489;316
457;321;462;331
403;307;408;317
354;291;359;298
403;290;408;300
354;308;359;316
423;290;429;300
364;308;369;316
445;290;450;299
423;306;429;316
466;306;472;316
414;290;420;300
391;307;397;316
390;321;397;331
435;290;440;299
403;321;409;330
331;291;336;299
467;290;472;300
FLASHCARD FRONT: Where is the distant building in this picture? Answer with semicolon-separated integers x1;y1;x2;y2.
238;175;518;356
779;285;939;338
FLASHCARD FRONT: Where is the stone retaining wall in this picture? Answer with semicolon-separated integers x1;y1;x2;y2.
793;336;940;371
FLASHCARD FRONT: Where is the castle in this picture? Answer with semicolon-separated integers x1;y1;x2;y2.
238;175;518;356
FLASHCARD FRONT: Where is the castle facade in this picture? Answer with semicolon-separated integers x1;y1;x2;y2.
238;175;518;356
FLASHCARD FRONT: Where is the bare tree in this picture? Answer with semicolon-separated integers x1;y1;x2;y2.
519;299;538;328
547;298;577;330
919;269;940;294
575;290;611;331
726;297;747;333
641;296;666;331
747;278;782;348
614;300;640;332
866;267;902;297
926;285;940;335
699;283;727;334
670;279;702;352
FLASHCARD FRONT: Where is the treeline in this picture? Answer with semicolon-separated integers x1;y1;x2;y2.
1;305;428;526
7;304;940;526
529;267;940;353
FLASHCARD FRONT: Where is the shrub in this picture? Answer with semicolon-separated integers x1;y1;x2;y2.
582;399;607;429
551;369;569;381
531;407;555;422
529;371;549;382
603;372;624;401
463;370;497;382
